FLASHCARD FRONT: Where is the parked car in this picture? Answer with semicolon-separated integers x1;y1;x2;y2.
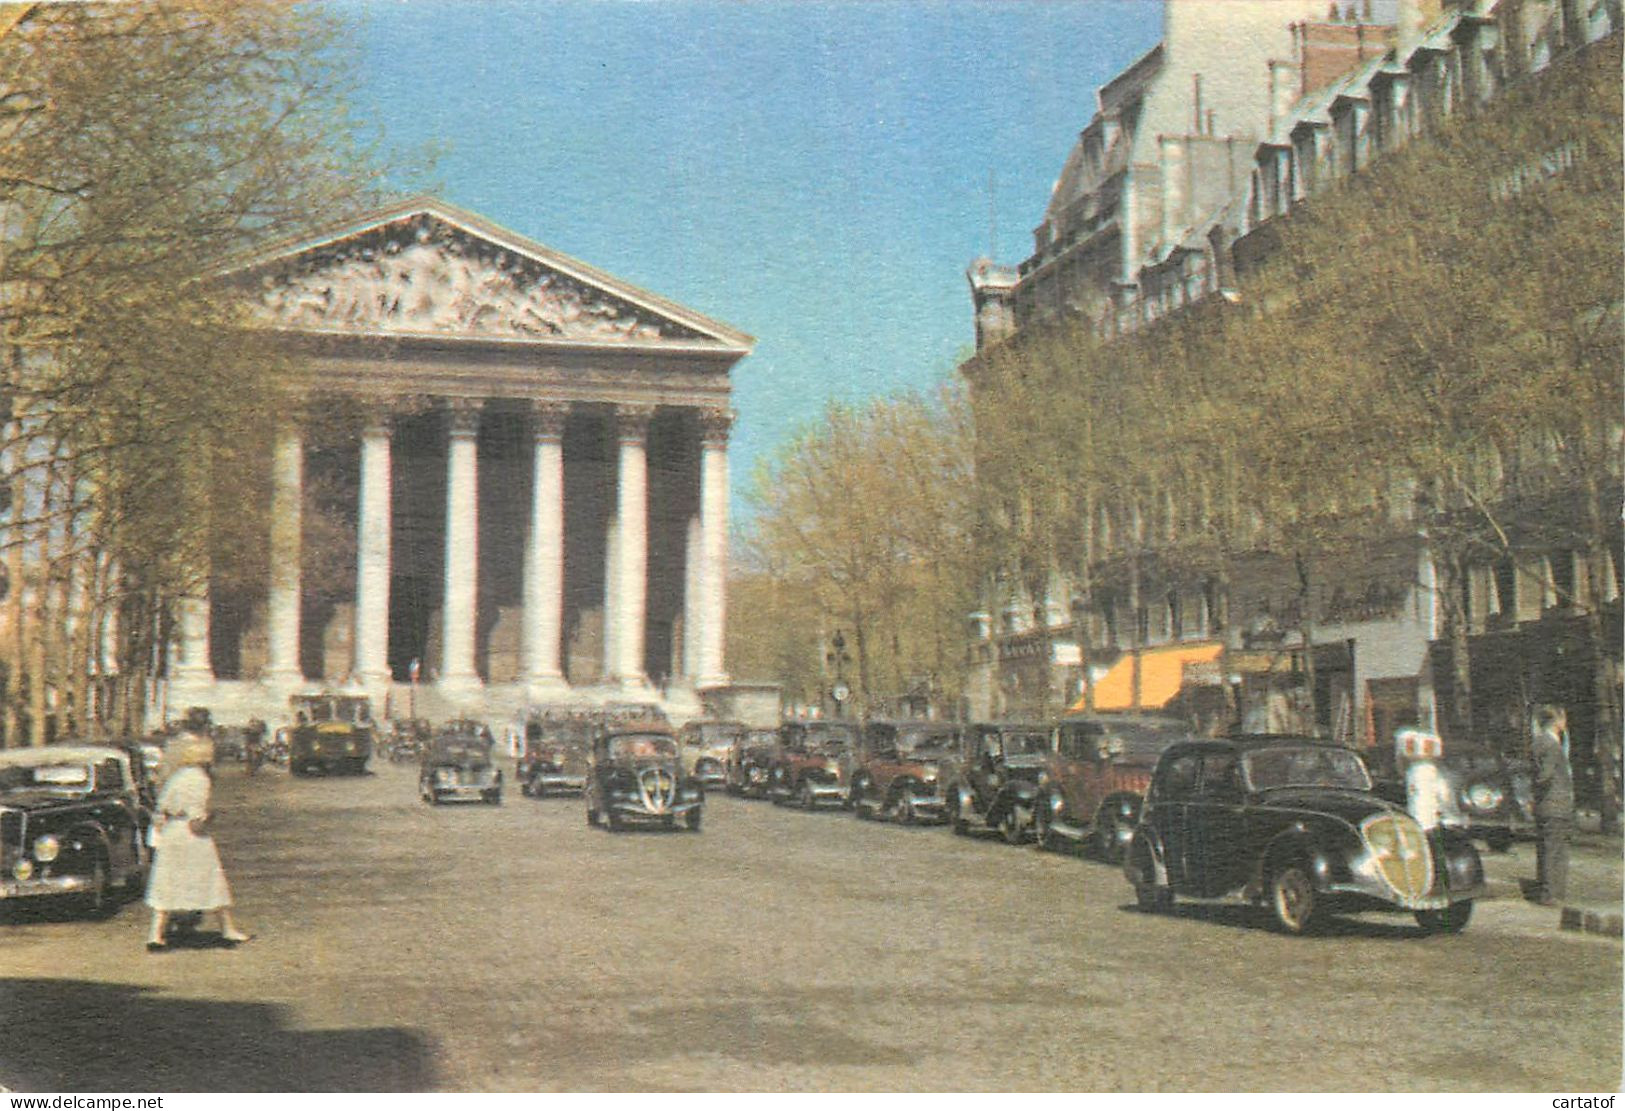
946;721;1052;843
1124;736;1485;934
768;721;858;809
585;722;703;831
849;720;960;823
726;727;781;798
518;716;592;797
678;720;747;789
419;726;503;805
1035;715;1196;861
1370;749;1535;853
0;745;150;917
386;718;432;764
287;693;375;776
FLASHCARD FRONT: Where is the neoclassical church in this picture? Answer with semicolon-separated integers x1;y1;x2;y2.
165;197;753;726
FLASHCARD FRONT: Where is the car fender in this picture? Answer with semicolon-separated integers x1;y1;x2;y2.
1258;829;1336;893
1095;791;1142;830
59;821;114;870
1126;825;1168;888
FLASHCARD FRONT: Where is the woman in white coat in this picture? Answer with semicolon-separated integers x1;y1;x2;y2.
145;732;252;950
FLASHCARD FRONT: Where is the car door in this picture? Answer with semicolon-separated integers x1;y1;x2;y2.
1187;750;1249;898
1055;723;1095;822
1147;751;1202;890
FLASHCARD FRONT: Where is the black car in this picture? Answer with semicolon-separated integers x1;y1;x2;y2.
946;721;1052;843
419;729;503;805
0;745;150;917
1125;737;1485;935
518;716;591;797
585;724;703;831
725;727;780;798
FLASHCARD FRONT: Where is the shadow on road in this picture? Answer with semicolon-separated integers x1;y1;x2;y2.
0;978;439;1091
1116;901;1436;940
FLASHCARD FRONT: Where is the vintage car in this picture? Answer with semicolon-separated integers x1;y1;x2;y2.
585;723;703;831
518;716;592;797
849;720;960;823
1370;748;1535;853
287;693;375;776
725;727;782;798
678;720;748;788
1124;737;1485;934
946;721;1052;843
385;718;433;764
0;745;149;917
767;720;859;809
419;727;503;805
1035;715;1196;861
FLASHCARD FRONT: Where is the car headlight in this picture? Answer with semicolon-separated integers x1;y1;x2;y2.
13;859;33;880
33;834;59;862
1464;783;1503;811
1366;820;1397;854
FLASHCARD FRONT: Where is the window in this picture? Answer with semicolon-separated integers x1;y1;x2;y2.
1059;723;1101;760
1550;549;1576;608
1157;753;1201;801
1198;753;1242;802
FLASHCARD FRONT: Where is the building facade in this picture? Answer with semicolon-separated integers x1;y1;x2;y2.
165;198;752;727
962;0;1621;818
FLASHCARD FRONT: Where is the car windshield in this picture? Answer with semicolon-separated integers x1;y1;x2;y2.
745;730;778;747
1000;731;1050;756
608;735;677;760
805;726;856;754
0;763;91;792
1243;746;1372;792
898;728;958;755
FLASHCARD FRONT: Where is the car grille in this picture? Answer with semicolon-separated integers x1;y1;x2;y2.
638;767;678;812
1362;813;1432;901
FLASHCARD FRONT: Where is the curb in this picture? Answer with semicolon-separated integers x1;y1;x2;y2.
1560;905;1625;938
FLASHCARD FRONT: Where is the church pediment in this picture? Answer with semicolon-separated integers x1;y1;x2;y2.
223;199;752;350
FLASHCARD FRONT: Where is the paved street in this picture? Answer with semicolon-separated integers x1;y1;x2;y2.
1;759;1619;1092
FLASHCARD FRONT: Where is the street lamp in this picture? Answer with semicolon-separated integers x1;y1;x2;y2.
827;629;852;718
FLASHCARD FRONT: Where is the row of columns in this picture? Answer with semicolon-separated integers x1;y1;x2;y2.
173;397;732;697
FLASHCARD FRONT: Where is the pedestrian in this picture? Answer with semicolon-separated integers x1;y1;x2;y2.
1529;704;1574;906
145;731;253;950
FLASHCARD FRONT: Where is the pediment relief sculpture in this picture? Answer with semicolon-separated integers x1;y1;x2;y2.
244;214;705;344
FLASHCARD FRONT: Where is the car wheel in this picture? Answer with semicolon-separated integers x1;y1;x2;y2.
948;789;969;836
1415;900;1473;934
1268;863;1321;935
1093;807;1124;864
686;808;703;832
606;810;623;832
893;794;917;826
798;780;816;810
999;805;1027;845
662;814;676;830
586;806;599;827
852;778;873;820
1484;830;1514;854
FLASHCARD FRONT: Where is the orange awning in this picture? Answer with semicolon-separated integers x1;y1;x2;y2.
1070;642;1224;713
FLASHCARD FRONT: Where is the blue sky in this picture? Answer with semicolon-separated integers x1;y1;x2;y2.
342;0;1163;515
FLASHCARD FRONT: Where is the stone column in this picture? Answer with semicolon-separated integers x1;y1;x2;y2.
353;406;393;688
695;408;732;687
264;424;304;684
611;403;654;690
440;398;482;690
523;400;569;694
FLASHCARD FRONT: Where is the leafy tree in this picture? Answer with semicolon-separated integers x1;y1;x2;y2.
0;1;394;741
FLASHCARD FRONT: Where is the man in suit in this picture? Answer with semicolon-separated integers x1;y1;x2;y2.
1529;704;1574;906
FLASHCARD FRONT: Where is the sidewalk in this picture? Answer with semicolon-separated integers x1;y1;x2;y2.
1479;832;1623;938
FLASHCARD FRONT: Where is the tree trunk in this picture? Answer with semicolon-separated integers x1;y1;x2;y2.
1436;549;1474;748
1579;479;1622;834
1295;550;1320;736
